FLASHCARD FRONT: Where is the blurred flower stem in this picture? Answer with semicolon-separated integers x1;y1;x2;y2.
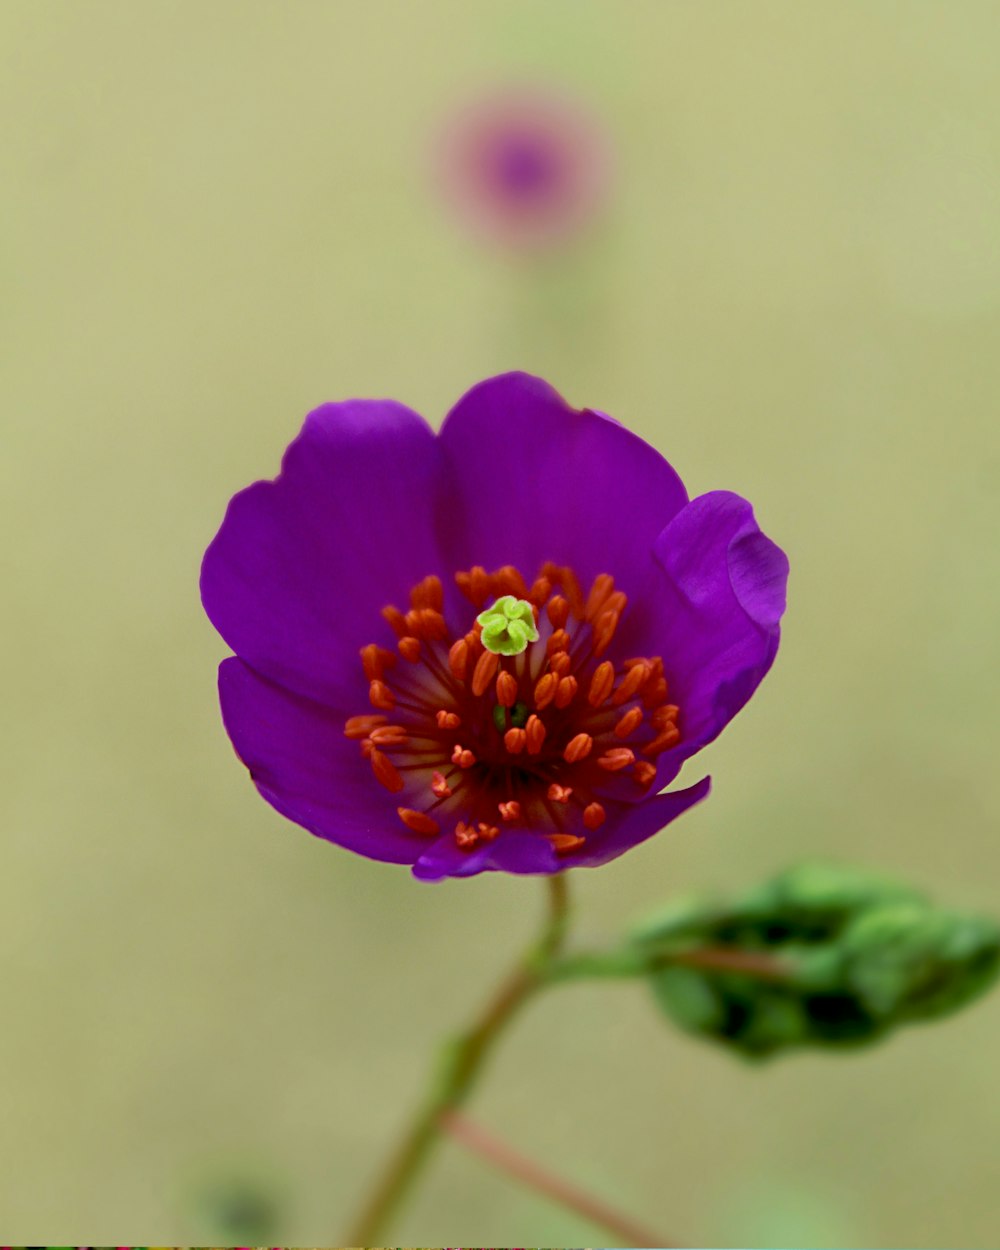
345;873;571;1244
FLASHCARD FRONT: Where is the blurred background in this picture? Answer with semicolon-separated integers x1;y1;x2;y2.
3;1;999;1245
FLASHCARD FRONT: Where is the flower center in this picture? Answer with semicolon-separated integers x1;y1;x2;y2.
344;563;681;857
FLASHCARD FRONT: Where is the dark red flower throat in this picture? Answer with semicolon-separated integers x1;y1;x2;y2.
344;563;681;858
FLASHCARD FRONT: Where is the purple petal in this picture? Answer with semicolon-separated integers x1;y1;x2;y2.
412;830;560;882
435;373;688;601
571;776;712;868
201;399;445;706
647;491;789;761
218;657;422;864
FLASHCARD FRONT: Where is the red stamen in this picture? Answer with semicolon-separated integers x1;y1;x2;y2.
451;744;477;769
397;807;440;835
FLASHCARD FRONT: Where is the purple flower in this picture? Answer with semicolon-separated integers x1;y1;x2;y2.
437;88;611;251
201;374;788;882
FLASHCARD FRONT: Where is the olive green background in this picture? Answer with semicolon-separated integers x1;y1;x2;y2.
3;2;999;1245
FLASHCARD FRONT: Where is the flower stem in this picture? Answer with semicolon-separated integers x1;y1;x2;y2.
344;873;571;1244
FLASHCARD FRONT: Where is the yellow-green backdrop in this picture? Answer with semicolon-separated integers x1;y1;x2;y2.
3;2;999;1245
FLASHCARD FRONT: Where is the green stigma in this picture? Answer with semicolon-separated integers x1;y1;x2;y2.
476;595;540;656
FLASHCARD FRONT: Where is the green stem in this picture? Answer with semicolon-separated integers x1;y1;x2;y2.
344;874;570;1245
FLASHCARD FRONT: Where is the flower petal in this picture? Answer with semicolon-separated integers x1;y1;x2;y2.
436;372;688;600
646;491;789;761
218;657;422;864
571;776;712;868
412;829;560;882
201;399;445;706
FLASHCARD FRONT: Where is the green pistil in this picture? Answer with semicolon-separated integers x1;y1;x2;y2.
476;595;540;656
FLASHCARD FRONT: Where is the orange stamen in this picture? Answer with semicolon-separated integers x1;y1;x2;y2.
448;638;469;681
546;629;570;657
477;822;500;843
431;771;453;798
498;800;521;822
381;605;408;637
360;643;397;680
344;714;389;739
611;663;650;706
585;573;615;620
582;802;606;830
592;609;620;657
504;727;527;755
455;821;479;849
597;748;635;771
525;714;547;755
587;661;615;707
528;575;552;605
496;670;518;707
397;807;440;836
633;761;658;788
369;725;408;747
547;783;573;803
548;832;586;854
614;707;644;739
546;595;569;629
534;672;558;710
409;574;443;612
471;648;500;697
370;748;404;793
548;651;572;677
398;636;421;662
493;565;528;598
563;733;593;764
554;675;579;708
369;680;395;710
652;704;680;729
642;678;670;708
642;726;681;756
436;709;461;729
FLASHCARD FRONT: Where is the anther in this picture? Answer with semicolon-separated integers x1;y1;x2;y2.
455;565;491;608
614;707;644;739
360;643;397;680
477;822;500;843
370;748;404;793
448;639;470;681
471;648;500;696
381;605;408;637
344;714;389;739
548;651;572;677
534;672;557;710
583;802;607;830
548;832;586;854
554;675;579;708
369;725;409;747
591;609;621;657
547;783;573;803
611;663;650;706
398;636;421;662
416;608;448;641
498;800;521;822
451;744;477;769
397;807;440;836
409;574;444;612
652;704;680;728
455;821;479;849
642;678;670;708
585;573;615;620
563;733;593;764
633;761;658;788
528;576;552;605
369;680;395;710
525;714;547;755
587;661;615;707
546;595;569;629
431;771;453;798
436;709;461;729
642;726;681;755
597;747;636;771
504;727;527;755
496;670;518;707
546;629;570;657
493;565;528;599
